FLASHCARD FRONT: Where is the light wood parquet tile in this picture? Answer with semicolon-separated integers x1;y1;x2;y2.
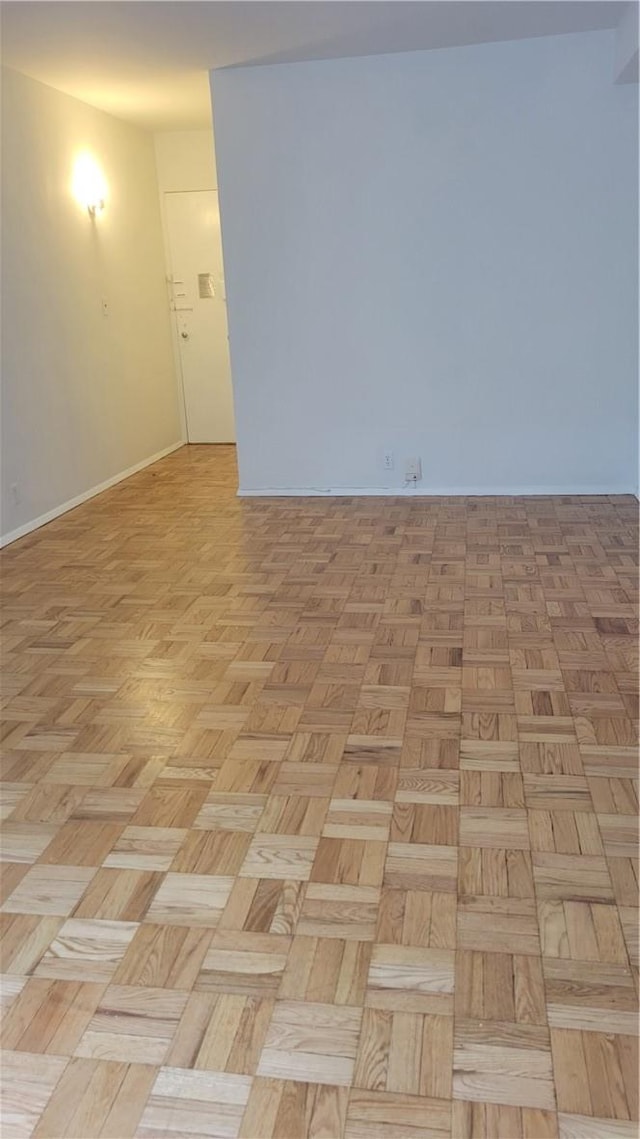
0;973;27;1015
0;1050;69;1137
218;877;304;936
529;810;604;855
103;825;187;871
73;984;188;1064
1;446;637;1136
376;888;457;948
544;957;638;1035
452;1020;556;1110
608;857;639;907
168;991;274;1074
346;1088;451;1139
196;930;291;997
240;834;319;881
297;883;380;941
40;821;124;867
354;1007;453;1096
310;836;387;887
558;1114;638;1139
7;784;87;825
452;1100;559;1138
33;1058;157;1138
114;922;212;988
1;864;96;916
73;867;162;921
457;895;541;955
193;792;267;832
241;1077;349;1139
34;918;139;983
384;841;458;892
257;999;363;1086
2;978;105;1054
459;806;531;848
136;1067;252;1139
144;872;234;926
551;1027;638;1120
70;788;146;824
366;943;455;1015
537;899;629;963
280;936;372;1005
323;798;392;841
532;853;615;902
0;783;31;822
458;846;535;897
1;823;61;864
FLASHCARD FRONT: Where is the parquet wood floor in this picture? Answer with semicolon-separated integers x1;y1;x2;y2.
1;444;638;1138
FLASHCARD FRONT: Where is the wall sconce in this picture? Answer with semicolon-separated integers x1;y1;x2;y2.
72;153;107;217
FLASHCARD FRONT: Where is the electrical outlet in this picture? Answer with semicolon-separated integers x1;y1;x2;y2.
405;457;422;483
383;451;394;471
10;482;20;505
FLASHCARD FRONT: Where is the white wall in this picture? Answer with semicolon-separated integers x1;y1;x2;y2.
154;130;218;192
615;2;639;84
212;31;639;495
1;67;183;543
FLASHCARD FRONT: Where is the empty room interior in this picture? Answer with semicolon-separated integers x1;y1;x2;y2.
0;1;638;1136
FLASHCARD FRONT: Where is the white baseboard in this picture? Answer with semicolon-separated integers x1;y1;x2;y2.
239;483;638;498
0;440;186;549
3;459;634;549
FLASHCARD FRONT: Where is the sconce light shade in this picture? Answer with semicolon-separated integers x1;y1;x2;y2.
72;154;107;216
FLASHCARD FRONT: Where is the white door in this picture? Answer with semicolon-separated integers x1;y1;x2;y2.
165;190;235;442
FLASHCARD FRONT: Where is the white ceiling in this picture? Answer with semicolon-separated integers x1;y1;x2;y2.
0;1;628;131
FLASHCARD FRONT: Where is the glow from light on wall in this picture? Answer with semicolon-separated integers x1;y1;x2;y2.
72;153;107;216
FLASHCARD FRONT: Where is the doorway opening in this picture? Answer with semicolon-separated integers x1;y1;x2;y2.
165;189;235;443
